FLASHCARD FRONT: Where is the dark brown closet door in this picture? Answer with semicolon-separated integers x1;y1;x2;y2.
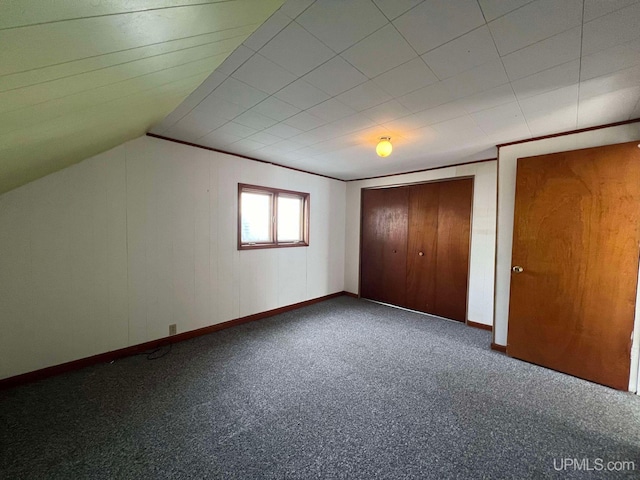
433;178;473;321
405;183;439;313
360;187;409;307
507;141;640;390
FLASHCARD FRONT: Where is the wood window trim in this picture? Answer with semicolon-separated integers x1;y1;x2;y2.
238;183;310;250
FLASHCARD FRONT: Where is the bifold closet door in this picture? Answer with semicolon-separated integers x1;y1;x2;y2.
405;183;439;313
432;178;473;321
360;186;408;307
361;178;473;321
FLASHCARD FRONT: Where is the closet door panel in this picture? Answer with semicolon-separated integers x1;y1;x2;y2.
434;178;473;322
360;187;408;307
405;183;439;313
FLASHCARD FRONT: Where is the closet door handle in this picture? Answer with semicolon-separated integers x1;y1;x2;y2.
418;251;424;256
393;249;397;253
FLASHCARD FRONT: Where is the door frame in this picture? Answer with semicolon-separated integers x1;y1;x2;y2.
358;175;475;324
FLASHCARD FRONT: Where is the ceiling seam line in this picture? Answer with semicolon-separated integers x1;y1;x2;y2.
0;33;250;95
2;51;231;116
0;0;238;32
0;22;261;79
1;69;212;139
481;0;533;138
576;0;586;128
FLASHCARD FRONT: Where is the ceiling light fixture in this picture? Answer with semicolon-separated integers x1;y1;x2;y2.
376;136;392;157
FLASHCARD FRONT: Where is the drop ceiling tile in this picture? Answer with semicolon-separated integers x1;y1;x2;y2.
252;96;301;121
470;101;527;135
279;0;315;19
511;60;579;100
582;2;640;55
422;26;500;79
262;123;304;138
269;139;305;153
197;71;229;96
410;101;469;127
195;94;245;120
290;130;325;147
165;116;218;143
246;131;282;146
336;80;393;111
152;72;229;134
362;100;412;123
502;27;581;80
578;64;640;100
232;54;297;94
188;110;229;132
380;115;423;133
577;85;640;126
213;77;268;109
295;145;324;157
233;110;279;130
274;79;330;109
297;0;389;53
341;24;417;78
477;0;533;22
488;0;583;55
243;11;291;51
459;84;516;113
397;81;451;113
229;138;267;152
583;0;640;22
307;98;357;122
631;97;640;118
581;39;640;80
431;115;487;140
216;121;258;139
319;112;377;136
525;106;578;136
279;150;307;161
259;22;334;76
393;0;485;54
302;56;368;96
519;84;579;117
445;59;509;100
199;130;243;148
372;58;438;96
282;111;326;131
216;45;254;76
373;0;424;20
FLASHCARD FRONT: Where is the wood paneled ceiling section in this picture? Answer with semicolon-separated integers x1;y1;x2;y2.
0;0;284;194
152;0;640;181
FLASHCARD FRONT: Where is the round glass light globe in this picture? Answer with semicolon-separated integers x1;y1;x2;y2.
376;139;392;157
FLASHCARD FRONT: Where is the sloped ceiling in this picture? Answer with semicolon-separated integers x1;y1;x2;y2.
0;0;284;194
152;0;640;180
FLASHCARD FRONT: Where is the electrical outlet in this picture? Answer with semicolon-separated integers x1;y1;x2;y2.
169;324;177;335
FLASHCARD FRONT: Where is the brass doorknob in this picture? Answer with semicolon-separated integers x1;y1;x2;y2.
512;266;524;273
418;251;424;256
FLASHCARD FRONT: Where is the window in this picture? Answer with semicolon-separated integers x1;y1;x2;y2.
238;184;309;249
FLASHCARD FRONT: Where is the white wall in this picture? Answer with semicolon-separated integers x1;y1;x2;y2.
344;161;497;326
495;123;640;392
0;136;346;380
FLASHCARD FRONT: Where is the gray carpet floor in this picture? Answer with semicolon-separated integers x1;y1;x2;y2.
1;296;639;479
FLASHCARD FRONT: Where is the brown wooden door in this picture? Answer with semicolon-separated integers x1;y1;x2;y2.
433;178;473;321
405;183;439;313
507;141;640;390
360;186;409;307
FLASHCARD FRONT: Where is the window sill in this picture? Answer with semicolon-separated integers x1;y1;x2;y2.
238;242;309;251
